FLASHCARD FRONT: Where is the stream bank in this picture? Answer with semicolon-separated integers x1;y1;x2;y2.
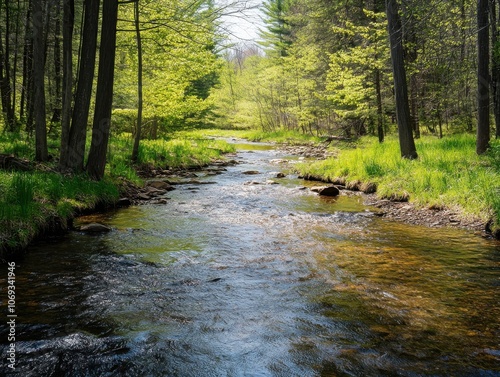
279;141;498;239
1;141;498;376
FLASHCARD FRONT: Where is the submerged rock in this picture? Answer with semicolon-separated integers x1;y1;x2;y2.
79;223;112;233
242;170;260;175
117;197;131;207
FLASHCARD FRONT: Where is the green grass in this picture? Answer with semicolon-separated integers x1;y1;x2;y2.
0;171;119;250
0;131;237;252
109;133;236;171
296;134;500;227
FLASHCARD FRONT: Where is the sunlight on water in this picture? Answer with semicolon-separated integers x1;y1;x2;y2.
1;145;499;376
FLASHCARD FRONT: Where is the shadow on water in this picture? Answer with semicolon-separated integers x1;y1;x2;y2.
1;143;499;376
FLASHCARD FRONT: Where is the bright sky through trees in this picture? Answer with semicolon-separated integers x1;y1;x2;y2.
218;0;264;42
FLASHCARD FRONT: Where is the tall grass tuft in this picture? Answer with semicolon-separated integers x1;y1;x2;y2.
10;173;36;218
296;134;500;225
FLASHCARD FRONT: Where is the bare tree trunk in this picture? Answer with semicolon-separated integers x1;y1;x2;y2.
11;0;22;130
58;0;73;167
51;0;62;124
86;0;118;180
386;0;418;159
491;0;500;138
33;0;48;161
477;0;490;154
20;0;31;120
410;74;420;138
0;1;15;131
131;0;143;162
375;68;384;143
63;0;99;171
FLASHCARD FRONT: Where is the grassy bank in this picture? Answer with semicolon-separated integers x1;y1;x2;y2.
175;129;324;144
0;133;235;254
296;134;500;229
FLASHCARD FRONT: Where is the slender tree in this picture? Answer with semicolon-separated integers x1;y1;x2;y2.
386;0;417;159
490;0;500;138
59;0;74;166
86;0;118;180
33;0;48;161
62;0;99;171
131;0;142;162
0;0;15;131
477;0;490;154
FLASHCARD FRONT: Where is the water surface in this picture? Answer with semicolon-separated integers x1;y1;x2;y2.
1;145;499;376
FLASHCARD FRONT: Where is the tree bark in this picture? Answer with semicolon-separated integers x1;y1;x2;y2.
0;2;15;131
477;0;490;154
63;0;99;171
131;0;143;162
33;0;48;161
375;68;384;143
11;0;22;129
386;0;418;159
491;0;500;138
86;0;118;180
59;0;73;167
51;0;62;124
20;0;32;120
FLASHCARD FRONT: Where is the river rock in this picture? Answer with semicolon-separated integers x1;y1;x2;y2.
270;159;288;164
80;223;112;233
147;180;175;191
117;197;131;207
276;172;286;178
242;170;260;175
266;180;279;185
146;187;167;197
311;186;340;197
136;192;152;200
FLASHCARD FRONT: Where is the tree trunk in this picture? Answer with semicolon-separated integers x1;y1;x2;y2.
386;0;418;159
491;0;500;138
410;74;420;138
11;0;22;130
59;0;73;167
33;0;48;161
0;2;15;131
51;0;62;124
131;0;143;163
20;0;31;120
375;68;384;143
86;0;118;180
63;0;99;171
477;0;490;154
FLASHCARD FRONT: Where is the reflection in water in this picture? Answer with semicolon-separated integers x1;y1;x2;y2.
0;146;499;376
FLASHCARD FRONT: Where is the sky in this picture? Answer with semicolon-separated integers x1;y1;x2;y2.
217;0;265;43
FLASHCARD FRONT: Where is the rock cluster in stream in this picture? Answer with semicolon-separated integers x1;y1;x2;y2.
277;143;336;159
119;158;238;205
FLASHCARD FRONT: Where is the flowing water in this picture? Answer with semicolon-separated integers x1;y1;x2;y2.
1;143;499;376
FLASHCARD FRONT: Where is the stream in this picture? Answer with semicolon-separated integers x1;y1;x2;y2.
1;142;499;376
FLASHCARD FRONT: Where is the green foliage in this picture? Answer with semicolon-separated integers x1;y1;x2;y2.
260;0;294;57
326;10;391;134
296;134;500;225
114;0;221;135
